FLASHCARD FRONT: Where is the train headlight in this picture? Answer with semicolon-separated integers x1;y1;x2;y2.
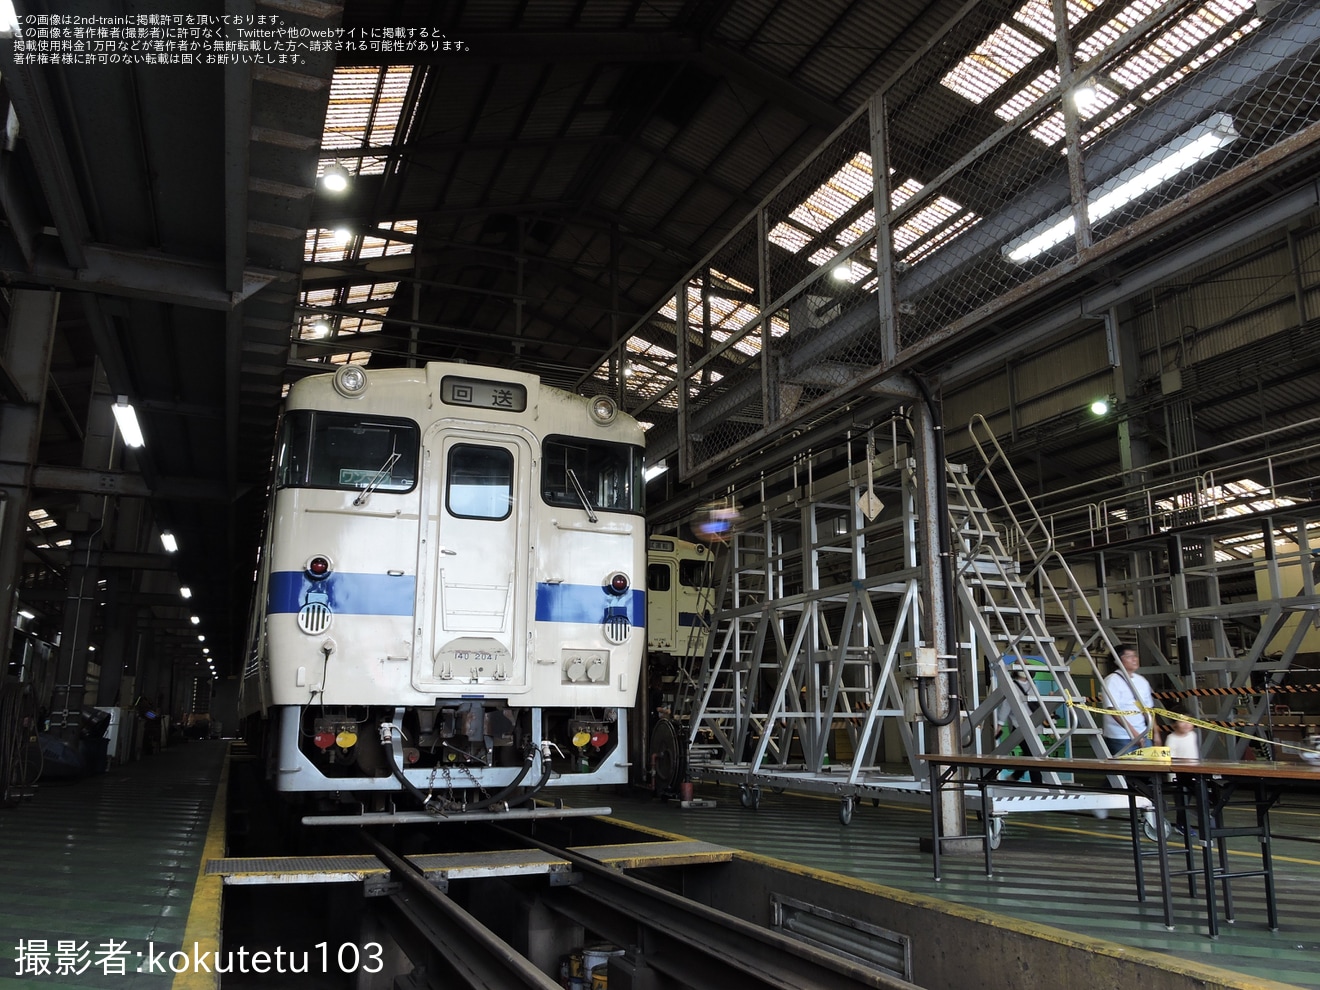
606;572;629;596
306;555;333;580
588;395;617;425
333;364;369;398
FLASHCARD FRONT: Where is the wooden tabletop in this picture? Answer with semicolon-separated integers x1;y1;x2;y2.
917;752;1320;782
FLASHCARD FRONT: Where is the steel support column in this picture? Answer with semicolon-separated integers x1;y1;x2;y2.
49;378;121;735
0;290;59;665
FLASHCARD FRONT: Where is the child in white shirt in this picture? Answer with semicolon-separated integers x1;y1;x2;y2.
1167;716;1200;836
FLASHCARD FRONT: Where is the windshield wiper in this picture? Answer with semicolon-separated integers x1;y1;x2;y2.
566;468;598;523
354;451;401;506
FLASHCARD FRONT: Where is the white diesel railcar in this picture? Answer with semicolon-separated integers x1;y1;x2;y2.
240;362;645;819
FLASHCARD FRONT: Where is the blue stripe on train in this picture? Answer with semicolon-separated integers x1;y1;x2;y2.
267;571;645;625
267;571;417;615
535;584;645;624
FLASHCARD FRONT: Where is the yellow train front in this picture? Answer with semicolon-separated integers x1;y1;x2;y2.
241;362;646;819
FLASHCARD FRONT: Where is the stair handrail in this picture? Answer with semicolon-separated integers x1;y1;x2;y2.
966;413;1055;566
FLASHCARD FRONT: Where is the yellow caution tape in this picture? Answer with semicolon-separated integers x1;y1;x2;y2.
1064;695;1320;759
1119;746;1170;762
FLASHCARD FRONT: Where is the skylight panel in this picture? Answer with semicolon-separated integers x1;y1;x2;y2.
369;67;415;145
894;195;969;253
995;66;1059;126
1002;77;1127;144
984;0;1257;149
890;178;924;210
1157;477;1298;522
655;269;788;363
786;151;874;234
835;209;876;248
336;309;387;335
768;222;814;253
345;282;399;305
1012;0;1099;37
808;246;840;268
907;213;983;264
626;337;677;363
305;228;355;263
322;68;378;148
709;326;764;357
941;24;1046;105
321;65;416;177
359;220;418;259
1107;1;1258;94
710;269;754;294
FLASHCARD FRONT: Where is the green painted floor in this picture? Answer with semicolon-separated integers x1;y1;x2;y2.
0;741;226;989
565;780;1320;989
4;742;1315;988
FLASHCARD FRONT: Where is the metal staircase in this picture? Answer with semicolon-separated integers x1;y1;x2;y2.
953;415;1118;774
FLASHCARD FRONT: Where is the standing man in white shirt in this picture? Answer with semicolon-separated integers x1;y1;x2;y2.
1101;645;1162;757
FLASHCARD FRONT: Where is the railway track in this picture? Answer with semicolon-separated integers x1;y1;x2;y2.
356;829;918;990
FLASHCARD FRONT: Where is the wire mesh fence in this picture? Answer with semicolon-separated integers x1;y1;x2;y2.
582;0;1320;479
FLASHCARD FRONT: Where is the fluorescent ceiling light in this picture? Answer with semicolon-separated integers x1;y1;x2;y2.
18;609;35;620
1003;113;1237;263
180;586;192;599
190;615;200;625
160;531;179;553
112;396;146;448
644;463;669;482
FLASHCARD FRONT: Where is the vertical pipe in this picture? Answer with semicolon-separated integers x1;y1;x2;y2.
912;391;962;838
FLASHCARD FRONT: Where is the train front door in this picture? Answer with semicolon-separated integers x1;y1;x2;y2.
415;427;533;692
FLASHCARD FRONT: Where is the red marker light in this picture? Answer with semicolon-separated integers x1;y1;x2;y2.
608;573;629;595
590;731;609;749
307;556;331;579
313;731;336;750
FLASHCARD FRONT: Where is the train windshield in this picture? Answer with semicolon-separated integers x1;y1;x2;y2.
541;436;644;515
276;410;419;493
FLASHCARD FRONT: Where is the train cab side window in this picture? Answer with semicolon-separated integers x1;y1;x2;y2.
446;444;513;520
276;411;312;488
542;436;644;515
648;563;671;592
276;410;419;493
679;559;714;589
